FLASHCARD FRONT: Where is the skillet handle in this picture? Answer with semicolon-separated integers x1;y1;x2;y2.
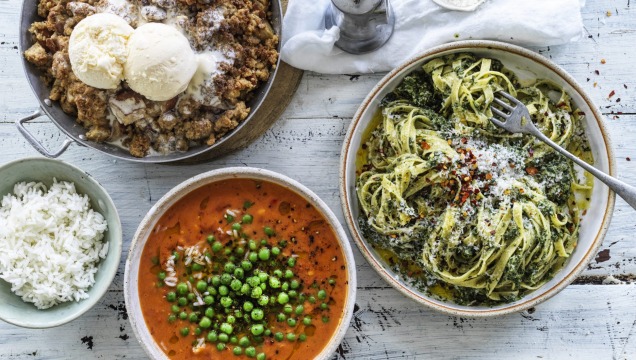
16;108;74;158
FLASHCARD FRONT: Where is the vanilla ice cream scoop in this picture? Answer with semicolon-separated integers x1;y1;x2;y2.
69;13;133;89
124;23;198;101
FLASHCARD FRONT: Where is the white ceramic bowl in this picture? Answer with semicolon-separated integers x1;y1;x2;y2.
340;40;615;317
0;157;122;328
124;167;357;359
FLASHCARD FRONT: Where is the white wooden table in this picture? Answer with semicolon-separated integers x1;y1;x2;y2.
1;1;636;359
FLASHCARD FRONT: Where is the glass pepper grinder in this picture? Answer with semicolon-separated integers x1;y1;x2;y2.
325;0;396;54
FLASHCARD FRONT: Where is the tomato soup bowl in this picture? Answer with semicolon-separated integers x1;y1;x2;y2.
340;40;616;317
125;167;356;359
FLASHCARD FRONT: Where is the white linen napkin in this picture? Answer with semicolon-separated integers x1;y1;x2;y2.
281;0;585;74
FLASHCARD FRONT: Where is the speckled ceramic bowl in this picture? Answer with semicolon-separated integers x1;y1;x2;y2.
340;40;616;317
0;157;122;328
124;167;356;359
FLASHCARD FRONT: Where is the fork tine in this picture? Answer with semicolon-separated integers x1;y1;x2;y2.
497;91;520;104
490;106;509;119
492;97;515;111
489;117;507;129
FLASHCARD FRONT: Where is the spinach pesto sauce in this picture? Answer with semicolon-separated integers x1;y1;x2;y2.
355;54;594;306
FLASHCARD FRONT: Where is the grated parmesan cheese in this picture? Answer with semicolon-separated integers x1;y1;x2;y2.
0;180;108;309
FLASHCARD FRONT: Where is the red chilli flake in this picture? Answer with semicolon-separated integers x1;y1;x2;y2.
608;90;616;98
627;157;632;162
595;70;600;75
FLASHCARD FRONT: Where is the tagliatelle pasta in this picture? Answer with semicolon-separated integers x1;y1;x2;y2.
356;53;594;305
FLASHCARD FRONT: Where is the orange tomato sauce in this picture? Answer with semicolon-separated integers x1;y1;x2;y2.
138;178;349;359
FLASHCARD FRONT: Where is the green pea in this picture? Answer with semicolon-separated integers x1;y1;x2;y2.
172;251;180;260
273;269;283;278
251;286;263;298
157;271;166;280
226;214;235;222
250;324;264;336
194;327;202;336
245;346;256;357
224;248;232;256
274;332;284;341
189;313;198;323
233;346;243;355
299;333;307;342
235;247;245;256
172;305;180;313
212;241;223;253
220;322;233;334
248;252;258;262
257;272;268;283
287;257;296;267
207;330;218;342
277;292;289;304
227;315;237;324
258;248;270;261
283;304;293;314
166;292;177;302
216;342;226;351
269;277;281;288
238;336;250;347
219;285;229;296
196;280;207;292
243;301;254;312
329;278;336;285
179;311;188;320
257;353;266;360
248;240;258;250
221;274;232;285
290;280;300;289
206;235;215;243
286;333;296;341
264;329;271;336
199;316;212;329
309;296;316;304
288;290;298;298
204;295;215;305
211;275;221;287
264;226;275;237
284;269;294;279
192;263;203;272
322;316;330;323
295;305;304;315
168;314;177;323
257;295;269;306
180;327;189;336
320;303;328;310
240;284;251;295
230;279;242;291
281;282;289;291
177;282;188;295
187;293;196;302
205;307;215;318
317;289;327;300
178;297;188;306
232;223;242;231
271;246;281;256
220;296;233;308
234;268;245;279
241;260;253;271
287;318;297;327
240;214;253;224
298;294;306;303
219;333;229;343
251;308;264;321
234;309;243;318
303;316;312;325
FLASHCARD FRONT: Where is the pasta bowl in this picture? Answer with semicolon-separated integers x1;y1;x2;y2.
340;40;615;317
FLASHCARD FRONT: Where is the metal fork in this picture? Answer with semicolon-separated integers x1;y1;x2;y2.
490;91;636;210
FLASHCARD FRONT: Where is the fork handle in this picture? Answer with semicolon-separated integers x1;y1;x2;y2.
532;130;636;210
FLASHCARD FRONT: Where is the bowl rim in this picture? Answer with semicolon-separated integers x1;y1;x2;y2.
124;167;357;359
339;40;616;317
0;156;123;328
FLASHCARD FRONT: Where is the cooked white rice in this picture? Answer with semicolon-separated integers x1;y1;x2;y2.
0;180;108;309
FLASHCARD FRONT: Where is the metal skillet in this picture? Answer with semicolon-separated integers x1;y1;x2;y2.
17;0;282;164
